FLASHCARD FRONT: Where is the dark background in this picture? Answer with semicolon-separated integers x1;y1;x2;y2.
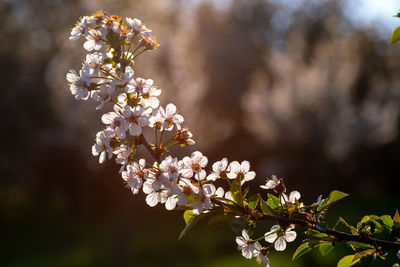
1;0;400;266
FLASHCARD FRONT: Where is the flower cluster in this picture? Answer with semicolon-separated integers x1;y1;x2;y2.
66;11;258;223
68;11;400;267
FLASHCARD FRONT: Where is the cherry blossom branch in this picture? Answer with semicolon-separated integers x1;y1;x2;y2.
260;214;400;250
210;198;400;250
67;12;400;267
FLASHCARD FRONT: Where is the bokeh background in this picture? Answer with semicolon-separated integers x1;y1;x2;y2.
1;0;400;266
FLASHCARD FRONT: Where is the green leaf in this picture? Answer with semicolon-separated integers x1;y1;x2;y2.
183;209;194;225
347;241;373;252
358;215;384;234
337;255;360;267
229;217;248;233
292;242;313;261
308;232;329;241
317;190;349;211
230;175;243;206
260;197;276;215
179;212;209;240
247;194;260;210
353;249;376;262
206;214;234;228
267;193;281;209
380;215;393;230
390;27;400;45
242;186;250;198
319;242;334;256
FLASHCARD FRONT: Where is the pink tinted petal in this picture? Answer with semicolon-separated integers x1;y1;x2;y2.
264;232;277;243
182;157;193;167
99;151;107;163
101;112;115;124
244;171;256;181
165;103;177;116
283;230;297;242
229;161;240;173
202;184;216;196
289;191;301;202
195;170;206;181
215;187;224;198
241;247;252;259
146;193;159;207
274;237;286;251
198;156;208;167
165;196;176;210
236;236;246;246
242;229;249;240
240;161;250;172
206;173;219;181
129;123;142;136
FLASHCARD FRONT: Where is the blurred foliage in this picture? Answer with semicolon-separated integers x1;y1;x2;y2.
1;0;400;266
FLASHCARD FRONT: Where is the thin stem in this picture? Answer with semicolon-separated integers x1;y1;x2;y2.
127;45;142;61
259;213;400;250
111;99;123;109
131;48;147;60
154;128;158;146
139;133;160;163
159;130;165;145
100;67;116;79
209;198;400;250
124;34;137;58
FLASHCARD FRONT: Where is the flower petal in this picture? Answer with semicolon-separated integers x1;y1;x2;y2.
283;230;297;242
274;237;287;251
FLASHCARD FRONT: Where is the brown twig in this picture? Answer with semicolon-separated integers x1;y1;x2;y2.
139;133;161;163
210;198;400;250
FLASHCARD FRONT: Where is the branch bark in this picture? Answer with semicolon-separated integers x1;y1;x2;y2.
210;198;400;250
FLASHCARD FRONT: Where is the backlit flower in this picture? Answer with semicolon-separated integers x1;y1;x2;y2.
265;225;297;251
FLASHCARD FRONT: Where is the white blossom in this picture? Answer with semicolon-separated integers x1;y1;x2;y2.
226;160;256;184
85;52;104;75
174;128;195;146
125;17;152;36
160;103;184;131
122;105;150;136
83;28;107;51
191;183;224;215
91;129;114;163
159;156;181;182
92;85;115;110
114;144;133;173
101;106;128;139
180;151;208;181
127;78;161;109
143;180;167;207
207;158;229;181
122;159;148;194
256;249;271;267
236;229;261;259
265;225;297;251
69;16;94;41
110;66;135;90
66;65;91;100
281;191;301;205
149;108;165;131
260;175;280;190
